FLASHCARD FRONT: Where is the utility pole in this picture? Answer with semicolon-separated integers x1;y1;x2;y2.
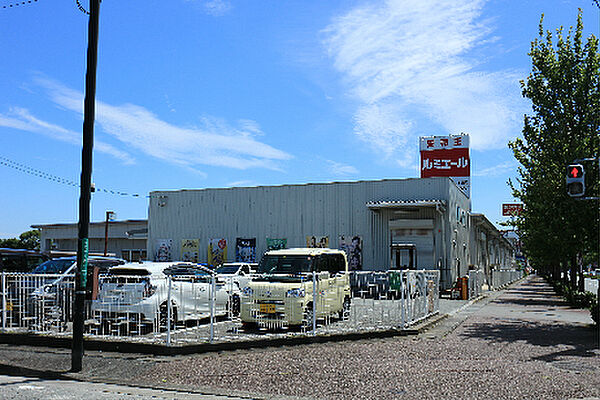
104;210;115;256
72;0;100;373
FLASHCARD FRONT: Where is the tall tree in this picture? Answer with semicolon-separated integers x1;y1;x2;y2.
0;230;40;250
509;10;599;285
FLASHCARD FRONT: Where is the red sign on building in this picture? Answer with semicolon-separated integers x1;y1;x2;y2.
420;134;470;196
502;203;523;216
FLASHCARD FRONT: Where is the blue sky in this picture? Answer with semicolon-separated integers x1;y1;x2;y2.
0;0;598;238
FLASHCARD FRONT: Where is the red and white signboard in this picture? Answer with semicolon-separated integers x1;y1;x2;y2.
502;203;523;216
420;134;470;196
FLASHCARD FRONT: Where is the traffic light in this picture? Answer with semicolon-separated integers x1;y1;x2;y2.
566;164;585;197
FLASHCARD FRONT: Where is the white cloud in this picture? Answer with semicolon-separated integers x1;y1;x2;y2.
472;161;517;177
0;107;132;163
323;0;524;157
203;0;232;16
327;160;359;176
226;180;258;187
35;78;292;171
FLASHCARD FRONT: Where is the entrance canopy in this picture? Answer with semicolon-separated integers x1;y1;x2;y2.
366;199;446;210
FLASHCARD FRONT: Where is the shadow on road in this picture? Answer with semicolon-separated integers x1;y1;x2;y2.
458;276;598;363
459;320;598;362
0;363;71;380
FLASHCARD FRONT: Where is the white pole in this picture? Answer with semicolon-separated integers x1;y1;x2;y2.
210;274;215;343
312;271;317;334
401;271;406;328
166;276;172;346
1;271;5;331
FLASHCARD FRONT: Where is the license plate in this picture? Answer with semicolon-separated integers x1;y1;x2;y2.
259;303;276;313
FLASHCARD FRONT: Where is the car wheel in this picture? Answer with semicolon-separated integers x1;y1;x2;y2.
228;294;240;317
302;303;315;330
159;302;178;331
338;296;351;320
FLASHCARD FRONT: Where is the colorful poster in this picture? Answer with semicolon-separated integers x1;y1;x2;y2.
208;238;227;266
154;239;172;262
266;238;287;251
339;235;362;270
306;236;329;248
236;238;256;262
420;134;470;197
181;239;199;262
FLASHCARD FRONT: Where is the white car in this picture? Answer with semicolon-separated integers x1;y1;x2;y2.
215;263;257;288
90;262;235;335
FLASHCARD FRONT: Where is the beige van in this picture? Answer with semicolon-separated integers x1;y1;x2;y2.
240;248;351;328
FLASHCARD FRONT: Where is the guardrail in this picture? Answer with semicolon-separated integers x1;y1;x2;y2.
491;269;524;289
468;270;485;299
1;270;441;345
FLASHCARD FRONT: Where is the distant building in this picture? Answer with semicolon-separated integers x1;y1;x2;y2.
469;214;515;285
31;220;147;261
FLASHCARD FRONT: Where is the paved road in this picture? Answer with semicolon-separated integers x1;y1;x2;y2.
0;375;252;399
0;276;597;399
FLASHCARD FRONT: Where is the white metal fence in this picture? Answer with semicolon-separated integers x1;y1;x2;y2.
1;270;440;345
491;269;524;289
468;270;485;299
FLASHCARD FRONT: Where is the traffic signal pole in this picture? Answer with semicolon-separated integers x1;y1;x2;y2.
72;0;100;373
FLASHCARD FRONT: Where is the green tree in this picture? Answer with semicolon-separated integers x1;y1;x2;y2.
18;230;40;250
509;10;599;286
0;229;40;250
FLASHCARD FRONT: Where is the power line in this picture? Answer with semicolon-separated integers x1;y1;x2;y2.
0;156;147;198
1;0;38;10
75;0;89;15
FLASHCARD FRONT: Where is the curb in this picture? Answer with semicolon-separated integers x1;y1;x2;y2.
0;319;436;356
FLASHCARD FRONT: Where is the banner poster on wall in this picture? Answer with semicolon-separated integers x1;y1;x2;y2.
339;235;362;270
208;238;227;266
266;238;287;251
181;239;199;263
154;239;172;262
236;238;256;262
306;235;329;248
420;133;470;197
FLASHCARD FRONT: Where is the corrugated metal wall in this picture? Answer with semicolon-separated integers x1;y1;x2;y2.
148;177;469;282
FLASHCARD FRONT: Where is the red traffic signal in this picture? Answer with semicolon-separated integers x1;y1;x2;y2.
566;164;585;197
567;165;583;178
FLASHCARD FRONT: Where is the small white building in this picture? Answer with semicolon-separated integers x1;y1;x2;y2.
469;213;515;284
31;220;147;261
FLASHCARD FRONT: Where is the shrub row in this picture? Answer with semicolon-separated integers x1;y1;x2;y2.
546;277;598;325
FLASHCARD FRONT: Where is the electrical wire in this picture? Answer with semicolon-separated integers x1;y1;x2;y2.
1;0;38;9
0;156;147;198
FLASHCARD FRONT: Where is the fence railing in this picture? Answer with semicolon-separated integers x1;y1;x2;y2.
491;269;523;289
1;270;440;345
468;270;485;299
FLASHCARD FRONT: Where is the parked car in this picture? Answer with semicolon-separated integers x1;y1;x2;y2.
240;248;351;329
215;262;257;315
0;248;48;273
90;262;236;335
215;262;257;288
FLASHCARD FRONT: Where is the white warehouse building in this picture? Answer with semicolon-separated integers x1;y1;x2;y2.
148;177;480;290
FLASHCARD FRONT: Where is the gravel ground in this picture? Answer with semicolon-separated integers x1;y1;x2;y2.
138;276;599;400
0;276;597;400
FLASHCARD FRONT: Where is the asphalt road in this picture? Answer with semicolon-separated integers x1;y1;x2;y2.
0;275;597;400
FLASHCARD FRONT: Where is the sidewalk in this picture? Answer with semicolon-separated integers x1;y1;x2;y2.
0;275;597;400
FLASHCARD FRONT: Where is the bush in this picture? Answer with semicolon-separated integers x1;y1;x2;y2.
546;277;598;324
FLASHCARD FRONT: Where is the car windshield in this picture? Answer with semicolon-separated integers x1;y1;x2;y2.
216;265;240;274
258;255;313;275
32;259;74;274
